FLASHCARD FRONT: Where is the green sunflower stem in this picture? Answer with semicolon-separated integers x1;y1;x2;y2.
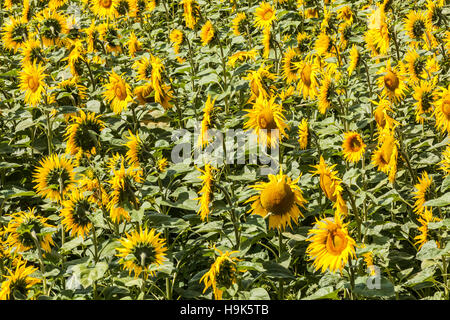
277;230;284;299
82;57;96;91
45;109;53;156
443;255;449;299
31;230;47;295
214;183;240;250
217;36;230;114
347;258;356;300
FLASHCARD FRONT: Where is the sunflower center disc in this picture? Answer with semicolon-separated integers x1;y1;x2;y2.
326;229;348;255
257;109;277;130
320;173;337;202
115;84;127;100
442;95;450;118
301;64;312;87
350;137;361;151
101;0;112;8
262;10;273;21
260;180;294;216
27;76;39;92
384;70;399;91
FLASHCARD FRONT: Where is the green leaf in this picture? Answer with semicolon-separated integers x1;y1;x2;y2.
354;276;395;298
423;193;450;207
303;286;340;300
248;288;270;300
261;261;295;280
416;241;443;261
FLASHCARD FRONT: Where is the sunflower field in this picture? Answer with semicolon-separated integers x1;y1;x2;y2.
0;0;449;302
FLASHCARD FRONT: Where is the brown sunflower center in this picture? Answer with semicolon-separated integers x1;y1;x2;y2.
262;9;274;21
326;228;348;255
384;70;399;92
442;94;450;118
260;180;294;216
100;0;112;9
114;83;127;100
320;173;337;202
349;136;361;151
412;19;425;39
301;64;312;87
27;75;40;92
257;109;277;130
216;259;236;288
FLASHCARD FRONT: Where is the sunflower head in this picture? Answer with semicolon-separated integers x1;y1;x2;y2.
19;62;47;107
2;17;29;52
116;227;168;279
33;154;76;203
200;20;215;46
4;208;55;254
342;132;366;163
200;247;240;300
61;189;93;239
103;71;133;114
433;84;450;134
36;9;69;47
246;169;307;230
306;211;356;273
297;119;309;150
0;258;41;300
254;1;277;30
65;110;105;158
244;95;288;148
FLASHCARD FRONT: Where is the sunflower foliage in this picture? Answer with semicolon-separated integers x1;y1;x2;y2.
0;0;449;301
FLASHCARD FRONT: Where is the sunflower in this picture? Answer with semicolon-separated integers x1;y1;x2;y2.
413;171;433;215
195;164;215;222
200;20;214;46
404;49;428;85
311;156;348;215
347;44;359;75
181;0;199;29
376;59;407;103
243;64;277;102
20;37;45;65
149;54;165;105
90;0;118;19
254;1;276;30
246;168;307;230
337;6;354;25
19;62;47;107
281;47;301;84
227;50;258;68
296;32;310;53
371;127;398;183
107;159;143;223
198;95;216;149
54;77;88;107
103;71;133;114
0;259;41;300
412;79;436;124
1;17;29;52
100;23;123;54
200;247;240;300
169;29;183;54
116;227;167;279
127;31;141;57
314;32;336;59
433;84;450;134
33;154;76;203
116;0;137;17
404;10;435;49
318;72;335;114
364;5;389;56
35;9;68;47
426;0;444;29
124;130;145;167
65;110;105;159
372;96;398;130
414;208;440;250
296;54;320;100
342;132;366;163
134;82;154;105
439;144;450;176
157;158;169;172
61;189;93;239
244;95;288;148
362;250;377;276
4;208;55;254
262;27;271;59
78;167;109;207
297;119;308;150
306;210;356;274
232;12;247;36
